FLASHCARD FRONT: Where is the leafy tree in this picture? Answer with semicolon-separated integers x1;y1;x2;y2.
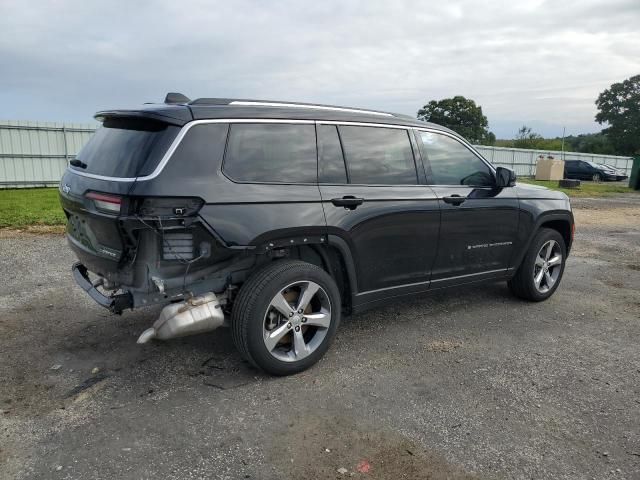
484;131;496;146
564;133;616;155
497;130;620;155
417;96;495;145
496;136;564;151
513;125;543;149
595;74;640;155
538;138;565;151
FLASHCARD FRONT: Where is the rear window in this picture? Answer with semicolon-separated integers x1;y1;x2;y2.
338;126;417;185
223;124;317;183
74;117;180;178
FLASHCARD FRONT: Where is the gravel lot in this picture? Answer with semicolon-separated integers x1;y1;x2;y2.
1;195;639;479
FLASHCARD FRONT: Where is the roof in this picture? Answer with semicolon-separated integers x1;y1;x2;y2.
95;92;446;131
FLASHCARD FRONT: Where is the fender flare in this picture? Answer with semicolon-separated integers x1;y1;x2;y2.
512;211;574;271
327;235;359;296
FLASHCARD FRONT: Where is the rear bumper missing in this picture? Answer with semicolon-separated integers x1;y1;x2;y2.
72;262;133;314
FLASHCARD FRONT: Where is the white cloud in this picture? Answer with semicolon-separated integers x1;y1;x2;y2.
0;0;638;137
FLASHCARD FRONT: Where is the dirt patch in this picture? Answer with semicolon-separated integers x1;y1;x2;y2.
1;367;110;418
571;195;640;234
0;225;65;238
573;204;640;227
602;279;625;288
270;414;475;479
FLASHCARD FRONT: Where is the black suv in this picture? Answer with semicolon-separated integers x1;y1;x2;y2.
59;94;574;375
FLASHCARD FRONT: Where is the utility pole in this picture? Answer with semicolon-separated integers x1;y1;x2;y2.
561;126;566;161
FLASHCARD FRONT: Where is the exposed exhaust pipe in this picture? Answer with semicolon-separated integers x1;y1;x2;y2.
137;292;225;344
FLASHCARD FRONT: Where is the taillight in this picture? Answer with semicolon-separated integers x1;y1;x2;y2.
86;191;122;214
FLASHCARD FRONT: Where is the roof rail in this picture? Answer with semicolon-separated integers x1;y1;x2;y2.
228;100;394;117
189;97;394;117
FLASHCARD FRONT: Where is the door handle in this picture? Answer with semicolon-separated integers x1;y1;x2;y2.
331;196;364;210
443;195;466;206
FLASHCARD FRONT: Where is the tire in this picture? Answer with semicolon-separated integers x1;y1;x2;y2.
508;228;566;302
231;260;341;376
592;173;602;182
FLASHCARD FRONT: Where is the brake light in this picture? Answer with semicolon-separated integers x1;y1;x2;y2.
86;192;122;214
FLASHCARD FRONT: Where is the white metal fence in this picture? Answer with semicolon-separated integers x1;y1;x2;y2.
474;145;634;177
0;120;96;188
0;120;634;188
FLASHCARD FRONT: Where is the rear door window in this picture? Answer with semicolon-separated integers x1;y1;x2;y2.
338;126;417;185
223;123;317;183
317;124;347;183
74;117;180;178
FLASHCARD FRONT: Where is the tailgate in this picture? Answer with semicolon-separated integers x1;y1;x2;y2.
59;171;132;273
59;114;182;276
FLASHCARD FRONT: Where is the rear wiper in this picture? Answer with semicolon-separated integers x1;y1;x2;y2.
69;159;87;169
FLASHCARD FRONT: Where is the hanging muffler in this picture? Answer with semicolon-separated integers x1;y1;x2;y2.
137;292;225;344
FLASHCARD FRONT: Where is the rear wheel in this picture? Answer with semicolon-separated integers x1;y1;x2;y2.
508;228;566;301
231;260;340;375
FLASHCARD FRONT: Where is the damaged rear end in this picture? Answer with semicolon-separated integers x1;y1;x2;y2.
59;107;238;342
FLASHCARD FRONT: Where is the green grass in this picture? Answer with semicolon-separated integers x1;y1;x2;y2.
0;188;66;228
517;178;634;197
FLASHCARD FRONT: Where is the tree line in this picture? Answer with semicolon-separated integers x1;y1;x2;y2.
416;74;639;156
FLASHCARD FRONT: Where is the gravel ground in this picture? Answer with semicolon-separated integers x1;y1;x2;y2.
1;195;639;479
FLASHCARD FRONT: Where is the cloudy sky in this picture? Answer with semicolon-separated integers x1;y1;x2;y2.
1;0;638;138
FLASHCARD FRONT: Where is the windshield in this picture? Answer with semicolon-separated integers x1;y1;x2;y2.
585;161;606;169
73;117;180;178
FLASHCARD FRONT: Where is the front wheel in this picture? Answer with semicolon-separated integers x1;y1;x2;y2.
231;260;341;376
592;173;602;182
508;228;566;301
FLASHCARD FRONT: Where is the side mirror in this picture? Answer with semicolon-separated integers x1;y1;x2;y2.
495;167;516;187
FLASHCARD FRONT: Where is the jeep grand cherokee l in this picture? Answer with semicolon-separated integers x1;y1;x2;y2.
59;93;574;375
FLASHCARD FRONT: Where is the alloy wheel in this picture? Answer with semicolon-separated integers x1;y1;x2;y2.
263;281;332;362
533;240;563;294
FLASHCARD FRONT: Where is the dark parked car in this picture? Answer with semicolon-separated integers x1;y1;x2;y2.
564;159;620;182
59;94;574;375
601;164;629;182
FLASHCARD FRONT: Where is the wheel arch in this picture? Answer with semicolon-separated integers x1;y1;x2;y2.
254;235;357;313
539;218;573;254
511;211;574;273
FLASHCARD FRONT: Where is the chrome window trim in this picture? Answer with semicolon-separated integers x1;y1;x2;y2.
230;101;393;117
221;122;319;185
317;120;410;130
65;118;478;184
320;121;419;185
66;118;315;182
413;127;497;174
66;171;138;182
